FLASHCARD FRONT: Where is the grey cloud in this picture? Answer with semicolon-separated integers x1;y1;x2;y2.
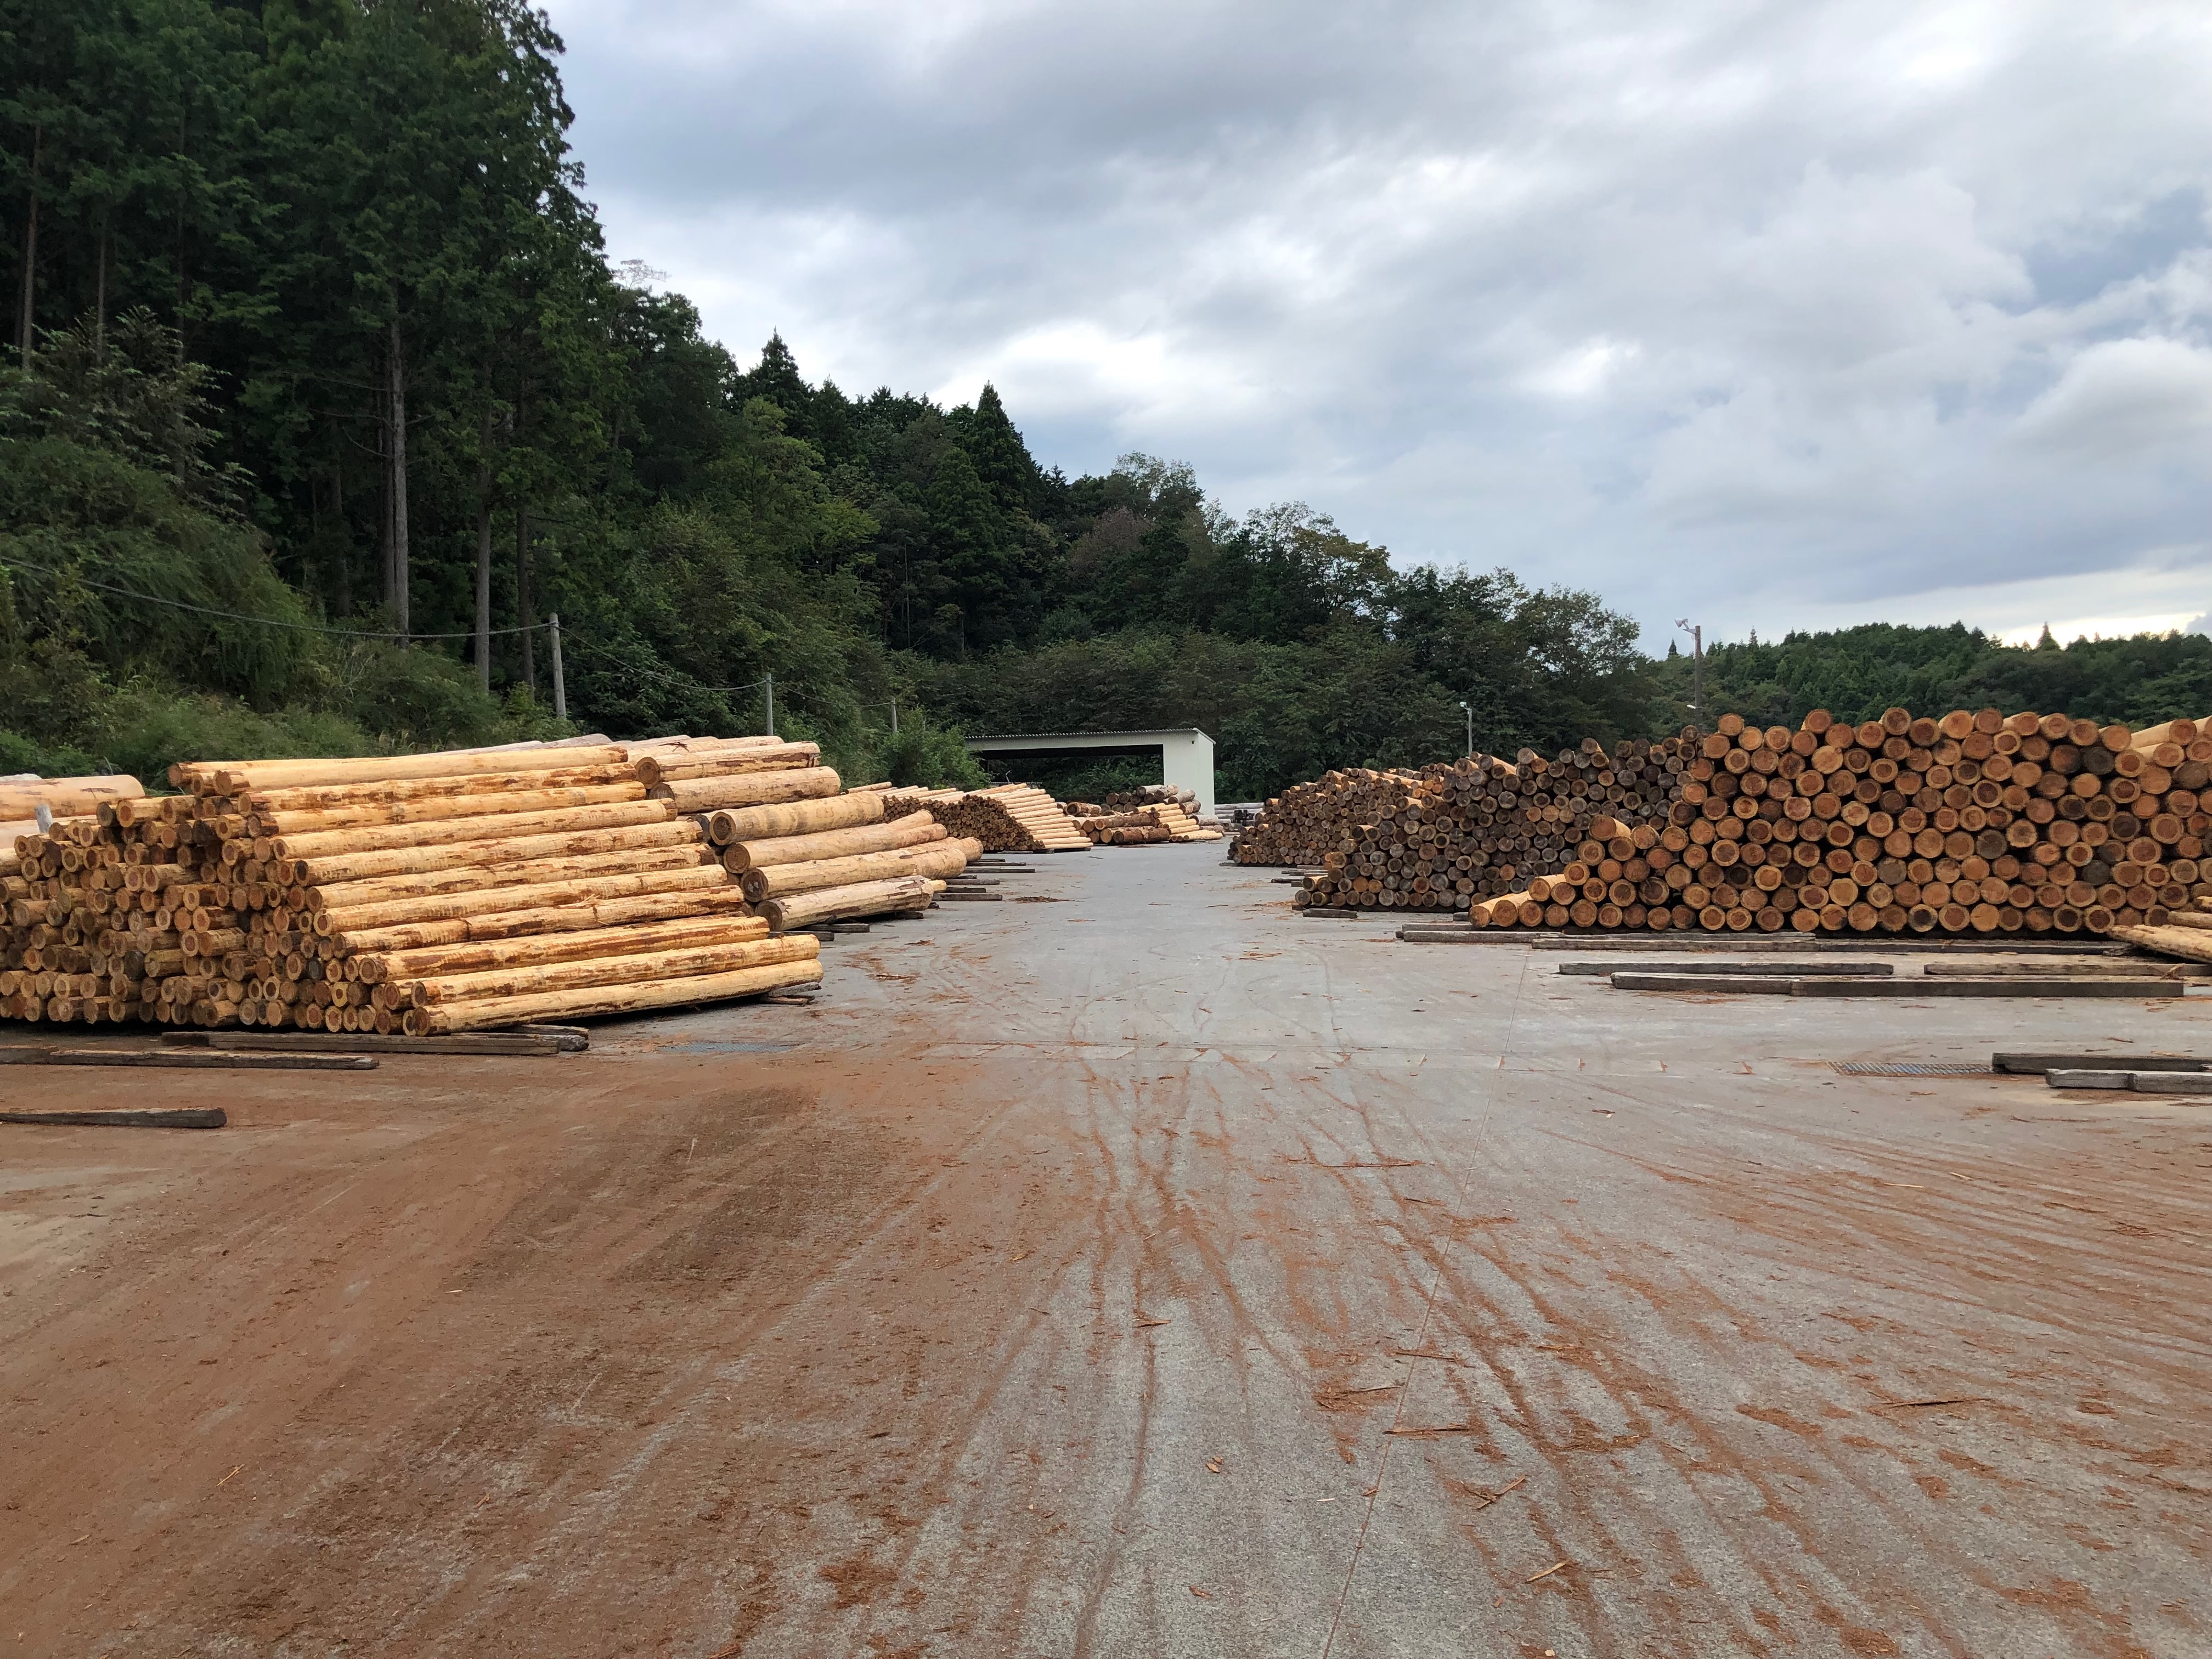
547;0;2212;646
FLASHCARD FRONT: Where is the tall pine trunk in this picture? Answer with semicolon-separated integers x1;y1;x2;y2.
385;323;410;635
15;127;40;364
516;505;534;696
475;422;494;692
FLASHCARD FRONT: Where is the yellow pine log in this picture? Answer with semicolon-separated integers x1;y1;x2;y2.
404;934;817;1007
313;859;731;935
0;776;145;819
355;912;770;982
268;798;676;859
236;765;636;814
648;766;842;814
721;810;944;872
760;874;934;931
403;956;821;1034
2112;924;2212;963
706;792;887;845
289;817;703;887
330;896;713;956
303;845;713;913
249;782;646;836
632;741;821;787
179;743;629;794
738;837;977;902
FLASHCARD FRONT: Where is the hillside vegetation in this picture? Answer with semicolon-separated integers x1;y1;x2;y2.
6;0;2206;797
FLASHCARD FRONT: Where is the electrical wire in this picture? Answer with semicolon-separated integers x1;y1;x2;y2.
0;554;551;640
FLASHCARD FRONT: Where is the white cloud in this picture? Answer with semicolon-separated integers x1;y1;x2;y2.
2011;336;2212;458
546;0;2212;645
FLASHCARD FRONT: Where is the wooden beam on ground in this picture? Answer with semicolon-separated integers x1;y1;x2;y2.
2;1107;226;1128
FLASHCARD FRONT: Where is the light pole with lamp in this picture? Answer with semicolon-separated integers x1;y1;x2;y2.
1458;699;1474;759
1675;619;1703;718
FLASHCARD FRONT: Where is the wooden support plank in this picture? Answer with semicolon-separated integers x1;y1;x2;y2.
1560;960;1888;977
163;1031;561;1056
1996;1053;2209;1074
18;1048;378;1069
2;1107;225;1128
1792;978;2186;1000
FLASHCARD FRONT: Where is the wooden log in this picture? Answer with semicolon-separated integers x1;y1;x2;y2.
268;798;676;859
740;838;977;902
2112;924;2212;965
306;845;718;915
404;935;819;1007
179;743;629;794
236;765;637;814
354;913;770;982
0;776;145;819
760;875;936;931
721;811;944;872
706;792;887;844
320;867;740;941
290;817;704;886
648;766;842;814
249;781;647;836
632;742;820;787
403;956;823;1034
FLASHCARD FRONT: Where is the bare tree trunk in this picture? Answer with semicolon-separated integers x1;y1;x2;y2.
386;323;410;635
93;221;107;356
475;426;494;692
516;505;535;696
16;127;40;364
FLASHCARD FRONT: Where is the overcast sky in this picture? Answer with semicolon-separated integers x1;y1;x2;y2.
544;0;2212;651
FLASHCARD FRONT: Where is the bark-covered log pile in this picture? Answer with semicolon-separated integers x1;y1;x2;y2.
1465;710;2212;935
1065;800;1224;844
2;744;819;1032
887;785;1092;852
1254;733;1703;911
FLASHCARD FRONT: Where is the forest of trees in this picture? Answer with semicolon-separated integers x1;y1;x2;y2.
6;0;2208;800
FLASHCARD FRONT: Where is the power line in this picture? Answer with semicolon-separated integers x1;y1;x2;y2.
0;554;551;640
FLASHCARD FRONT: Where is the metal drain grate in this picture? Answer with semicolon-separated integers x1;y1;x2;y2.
1831;1062;1990;1077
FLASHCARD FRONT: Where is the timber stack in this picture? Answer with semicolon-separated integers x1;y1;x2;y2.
704;788;978;930
1065;799;1224;845
2;741;821;1033
1266;732;1703;912
1465;709;2212;936
887;784;1091;853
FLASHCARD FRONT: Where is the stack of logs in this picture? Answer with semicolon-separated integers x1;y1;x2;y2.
1465;709;2212;935
2;741;822;1032
704;790;976;930
1064;799;1225;845
1266;734;1702;911
886;784;1091;853
3;772;150;879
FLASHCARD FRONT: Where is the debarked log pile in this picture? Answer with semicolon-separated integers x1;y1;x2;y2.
698;789;974;927
2;741;819;1034
1259;733;1703;911
1464;709;2212;935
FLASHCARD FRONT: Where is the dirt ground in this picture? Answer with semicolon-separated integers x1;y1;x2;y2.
3;847;2209;1658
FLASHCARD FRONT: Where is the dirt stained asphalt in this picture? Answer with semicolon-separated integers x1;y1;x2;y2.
1;844;2208;1657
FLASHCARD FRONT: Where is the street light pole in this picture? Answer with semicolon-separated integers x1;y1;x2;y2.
1458;699;1473;759
1675;618;1703;718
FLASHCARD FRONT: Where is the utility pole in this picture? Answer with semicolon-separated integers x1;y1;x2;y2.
548;612;566;721
764;670;775;737
889;696;899;737
1675;618;1703;717
1458;699;1472;759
